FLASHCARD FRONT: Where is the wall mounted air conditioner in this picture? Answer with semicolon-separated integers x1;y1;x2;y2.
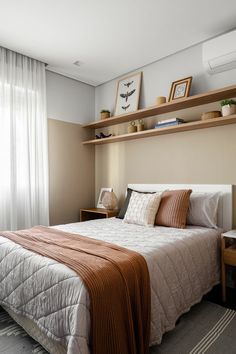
202;30;236;74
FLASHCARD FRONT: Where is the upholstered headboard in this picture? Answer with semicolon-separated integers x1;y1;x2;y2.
128;184;233;231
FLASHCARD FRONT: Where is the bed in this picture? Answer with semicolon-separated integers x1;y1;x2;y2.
0;184;233;354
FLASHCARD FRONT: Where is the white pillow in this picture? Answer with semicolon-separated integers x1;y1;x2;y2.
123;191;162;227
187;192;220;228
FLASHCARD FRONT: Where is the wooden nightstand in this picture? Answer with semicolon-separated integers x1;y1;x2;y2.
80;208;119;222
221;230;236;302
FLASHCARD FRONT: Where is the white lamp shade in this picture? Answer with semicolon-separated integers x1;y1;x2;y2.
102;191;118;210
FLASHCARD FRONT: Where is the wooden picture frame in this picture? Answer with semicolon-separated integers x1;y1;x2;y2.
114;72;142;116
97;187;113;208
168;76;192;102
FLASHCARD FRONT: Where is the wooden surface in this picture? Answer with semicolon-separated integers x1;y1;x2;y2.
222;230;236;239
80;208;118;221
83;115;236;145
223;244;236;266
221;234;236;302
221;236;226;302
83;84;236;129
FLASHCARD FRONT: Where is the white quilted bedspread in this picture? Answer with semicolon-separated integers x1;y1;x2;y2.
0;218;221;354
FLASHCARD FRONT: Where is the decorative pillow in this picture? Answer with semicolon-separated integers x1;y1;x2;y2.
155;189;192;228
123;191;162;227
187;192;220;228
117;188;155;219
116;188;133;219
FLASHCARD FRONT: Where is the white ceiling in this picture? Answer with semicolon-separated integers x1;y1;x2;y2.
0;0;236;86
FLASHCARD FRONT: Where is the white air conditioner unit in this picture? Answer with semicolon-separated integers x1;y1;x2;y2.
202;30;236;74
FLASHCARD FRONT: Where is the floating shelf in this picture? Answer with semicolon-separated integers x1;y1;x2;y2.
83;85;236;129
82;115;236;145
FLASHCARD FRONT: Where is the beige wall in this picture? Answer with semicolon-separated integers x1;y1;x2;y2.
96;123;236;227
48;119;95;225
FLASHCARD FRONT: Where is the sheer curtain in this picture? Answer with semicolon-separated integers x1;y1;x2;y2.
0;47;49;230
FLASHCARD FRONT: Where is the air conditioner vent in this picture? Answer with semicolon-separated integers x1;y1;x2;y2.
203;30;236;74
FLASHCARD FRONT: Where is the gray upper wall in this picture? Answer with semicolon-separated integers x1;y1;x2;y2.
45;42;236;123
95;43;236;117
46;71;95;124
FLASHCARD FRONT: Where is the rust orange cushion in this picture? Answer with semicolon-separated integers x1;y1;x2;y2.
155;189;192;228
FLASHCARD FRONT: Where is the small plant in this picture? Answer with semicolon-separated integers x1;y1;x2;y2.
100;109;110;113
220;99;236;107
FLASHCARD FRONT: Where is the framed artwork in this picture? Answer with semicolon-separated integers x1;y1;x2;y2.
114;72;142;116
168;76;192;102
97;187;113;208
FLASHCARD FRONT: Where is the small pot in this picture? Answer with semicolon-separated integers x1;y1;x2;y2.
156;96;166;105
221;104;236;117
100;112;110;120
128;121;137;133
137;119;145;131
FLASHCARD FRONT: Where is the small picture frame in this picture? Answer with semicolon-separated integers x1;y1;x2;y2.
114;72;142;116
168;77;192;102
97;187;113;208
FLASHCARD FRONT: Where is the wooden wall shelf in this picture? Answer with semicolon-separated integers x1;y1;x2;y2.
82;115;236;145
83;85;236;130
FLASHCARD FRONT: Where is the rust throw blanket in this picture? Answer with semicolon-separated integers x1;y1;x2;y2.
2;226;150;354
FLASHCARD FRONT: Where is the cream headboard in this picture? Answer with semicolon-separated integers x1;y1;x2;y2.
128;184;233;231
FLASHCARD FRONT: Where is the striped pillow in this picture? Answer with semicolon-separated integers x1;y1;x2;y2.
124;191;163;227
155;189;192;228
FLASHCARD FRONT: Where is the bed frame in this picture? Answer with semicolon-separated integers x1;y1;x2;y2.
128;184;233;231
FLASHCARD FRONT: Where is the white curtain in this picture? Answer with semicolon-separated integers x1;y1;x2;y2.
0;47;49;230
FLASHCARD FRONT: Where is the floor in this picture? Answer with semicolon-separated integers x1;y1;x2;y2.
204;284;236;310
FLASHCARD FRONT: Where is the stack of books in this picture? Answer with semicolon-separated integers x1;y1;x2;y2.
155;118;185;129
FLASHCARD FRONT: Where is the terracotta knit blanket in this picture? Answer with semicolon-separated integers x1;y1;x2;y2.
2;226;150;354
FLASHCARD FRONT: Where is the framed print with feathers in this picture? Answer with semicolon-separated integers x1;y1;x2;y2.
114;72;142;116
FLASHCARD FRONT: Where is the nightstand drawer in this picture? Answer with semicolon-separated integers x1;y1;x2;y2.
223;244;236;266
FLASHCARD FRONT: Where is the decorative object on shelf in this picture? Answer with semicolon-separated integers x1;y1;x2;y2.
95;132;113;139
100;109;111;120
168;76;192;102
97;187;113;208
155;118;185;129
137;119;145;132
114;72;142;116
102;191;118;210
127;121;137;133
201;111;222;120
221;99;236;116
156;96;166;105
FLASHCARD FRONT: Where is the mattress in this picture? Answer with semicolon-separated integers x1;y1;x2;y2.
0;218;221;354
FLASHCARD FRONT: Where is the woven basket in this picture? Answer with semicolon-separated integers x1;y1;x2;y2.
201;111;221;120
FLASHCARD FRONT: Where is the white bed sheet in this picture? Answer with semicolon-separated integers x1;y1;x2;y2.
0;218;221;354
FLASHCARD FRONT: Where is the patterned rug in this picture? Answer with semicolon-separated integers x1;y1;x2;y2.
1;301;236;353
0;309;48;354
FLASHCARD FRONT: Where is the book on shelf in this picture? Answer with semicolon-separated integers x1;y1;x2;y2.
155;121;185;129
157;118;185;124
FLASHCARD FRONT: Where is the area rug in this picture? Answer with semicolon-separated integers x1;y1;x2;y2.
1;301;236;354
151;301;236;354
0;308;48;354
